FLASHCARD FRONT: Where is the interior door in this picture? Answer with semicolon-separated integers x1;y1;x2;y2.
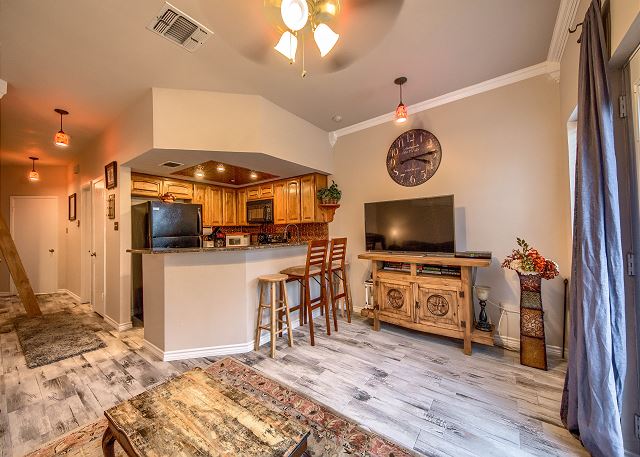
10;196;58;294
91;179;106;316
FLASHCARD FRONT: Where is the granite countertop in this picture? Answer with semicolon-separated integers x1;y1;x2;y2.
127;241;309;254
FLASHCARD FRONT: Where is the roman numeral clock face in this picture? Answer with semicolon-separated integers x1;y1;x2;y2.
386;129;442;187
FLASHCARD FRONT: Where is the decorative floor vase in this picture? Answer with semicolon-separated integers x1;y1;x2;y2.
518;273;548;370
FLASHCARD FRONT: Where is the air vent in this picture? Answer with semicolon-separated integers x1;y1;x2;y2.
160;161;184;168
147;2;212;52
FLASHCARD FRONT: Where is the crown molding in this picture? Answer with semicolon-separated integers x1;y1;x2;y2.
0;79;7;99
547;0;581;63
331;61;559;140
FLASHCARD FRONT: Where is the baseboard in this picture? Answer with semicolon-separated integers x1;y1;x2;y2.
494;334;564;358
57;289;81;302
103;314;133;332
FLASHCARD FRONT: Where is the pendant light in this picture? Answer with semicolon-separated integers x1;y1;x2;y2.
28;157;40;182
313;23;339;57
394;77;408;124
54;108;70;147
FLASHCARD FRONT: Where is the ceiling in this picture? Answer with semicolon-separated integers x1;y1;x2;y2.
0;0;560;166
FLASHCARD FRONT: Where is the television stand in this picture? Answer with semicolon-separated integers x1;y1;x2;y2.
357;252;493;355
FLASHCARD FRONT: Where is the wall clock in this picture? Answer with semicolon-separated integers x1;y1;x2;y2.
386;129;442;187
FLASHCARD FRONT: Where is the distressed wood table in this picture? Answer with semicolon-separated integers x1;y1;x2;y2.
102;368;310;457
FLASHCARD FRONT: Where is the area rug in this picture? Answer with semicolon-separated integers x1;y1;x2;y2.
14;311;106;368
27;357;416;456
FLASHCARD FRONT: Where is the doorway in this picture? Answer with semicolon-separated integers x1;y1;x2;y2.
80;184;92;303
91;178;106;316
9;196;58;294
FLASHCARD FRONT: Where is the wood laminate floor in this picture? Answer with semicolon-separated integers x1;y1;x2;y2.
0;293;587;457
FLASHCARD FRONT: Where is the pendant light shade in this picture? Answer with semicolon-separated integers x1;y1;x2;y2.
394;77;408;124
313;23;339;57
274;31;298;61
54;108;70;147
280;0;309;31
28;157;40;182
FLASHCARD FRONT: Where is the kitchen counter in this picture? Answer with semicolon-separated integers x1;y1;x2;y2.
127;241;308;255
131;242;314;361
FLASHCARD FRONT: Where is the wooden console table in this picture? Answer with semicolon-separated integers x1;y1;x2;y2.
358;252;493;355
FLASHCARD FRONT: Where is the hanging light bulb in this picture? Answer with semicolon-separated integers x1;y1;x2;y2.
28;157;40;182
280;0;309;31
274;31;298;61
313;23;339;57
54;108;70;147
394;77;408;124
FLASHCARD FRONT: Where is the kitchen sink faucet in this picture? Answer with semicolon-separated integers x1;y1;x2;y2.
283;224;300;242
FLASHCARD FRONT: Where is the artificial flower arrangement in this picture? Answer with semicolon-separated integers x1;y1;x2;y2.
502;238;559;280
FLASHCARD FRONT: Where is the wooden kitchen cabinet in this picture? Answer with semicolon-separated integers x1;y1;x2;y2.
286;178;301;223
300;174;327;223
222;188;237;226
163;180;193;200
236;189;247;225
208;186;224;226
131;174;163;198
246;183;274;201
273;181;287;224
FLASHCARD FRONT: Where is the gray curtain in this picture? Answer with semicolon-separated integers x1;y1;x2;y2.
560;1;627;456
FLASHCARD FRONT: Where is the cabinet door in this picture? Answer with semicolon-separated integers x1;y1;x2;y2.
300;175;316;223
259;183;274;198
286;178;301;223
378;278;413;322
273;181;287;224
131;174;162;197
163;180;193;199
208;187;224;226
222;189;237;226
415;284;461;330
246;186;260;201
193;184;209;225
236;190;247;225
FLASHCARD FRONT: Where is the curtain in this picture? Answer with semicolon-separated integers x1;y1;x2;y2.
560;1;627;456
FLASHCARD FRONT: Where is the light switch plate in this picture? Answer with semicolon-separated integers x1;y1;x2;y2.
114;222;119;231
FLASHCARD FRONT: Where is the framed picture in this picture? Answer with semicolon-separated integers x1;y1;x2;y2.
68;193;77;221
105;161;117;189
107;194;116;219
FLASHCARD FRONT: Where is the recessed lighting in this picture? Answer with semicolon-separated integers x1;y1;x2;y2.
250;171;258;179
216;163;225;172
331;114;342;123
194;168;205;179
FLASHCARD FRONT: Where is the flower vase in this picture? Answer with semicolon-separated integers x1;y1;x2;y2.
518;272;548;370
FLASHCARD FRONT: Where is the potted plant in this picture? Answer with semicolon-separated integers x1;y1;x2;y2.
317;181;342;205
502;238;559;370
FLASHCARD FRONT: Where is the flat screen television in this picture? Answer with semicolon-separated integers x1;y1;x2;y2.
364;195;455;255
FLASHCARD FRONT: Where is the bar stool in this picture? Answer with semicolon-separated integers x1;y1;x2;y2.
327;238;351;328
280;239;330;346
254;274;293;358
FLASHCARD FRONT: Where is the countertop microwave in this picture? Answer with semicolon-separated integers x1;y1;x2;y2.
246;199;273;224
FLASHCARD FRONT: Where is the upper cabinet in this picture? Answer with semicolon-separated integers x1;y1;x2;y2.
131;174;163;198
246;183;275;201
222;188;237;226
163;180;193;200
208;186;224;226
273;181;287;224
301;174;327;223
236;190;247;226
286;178;301;223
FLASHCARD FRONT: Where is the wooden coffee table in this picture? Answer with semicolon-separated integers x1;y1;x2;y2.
102;368;310;456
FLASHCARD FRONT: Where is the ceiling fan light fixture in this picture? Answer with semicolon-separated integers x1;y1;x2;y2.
53;108;70;147
313;23;339;57
28;157;40;182
315;0;340;23
393;77;408;124
280;0;308;31
274;31;298;61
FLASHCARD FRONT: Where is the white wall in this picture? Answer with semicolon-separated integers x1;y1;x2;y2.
330;75;571;348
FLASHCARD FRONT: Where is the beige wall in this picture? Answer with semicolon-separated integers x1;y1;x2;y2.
331;75;571;348
0;164;69;293
610;0;640;60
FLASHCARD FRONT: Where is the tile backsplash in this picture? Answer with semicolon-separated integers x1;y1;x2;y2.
216;223;328;241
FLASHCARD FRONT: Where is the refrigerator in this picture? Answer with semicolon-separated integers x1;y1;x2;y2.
131;201;202;322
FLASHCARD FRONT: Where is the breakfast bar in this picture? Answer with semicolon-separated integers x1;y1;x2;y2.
128;243;309;361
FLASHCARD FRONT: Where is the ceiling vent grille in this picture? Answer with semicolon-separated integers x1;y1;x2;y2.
160;161;184;168
147;2;212;52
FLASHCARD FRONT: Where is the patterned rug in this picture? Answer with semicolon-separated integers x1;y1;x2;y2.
14;310;106;368
27;357;416;456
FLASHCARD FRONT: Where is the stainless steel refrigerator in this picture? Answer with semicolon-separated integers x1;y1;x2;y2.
131;201;202;322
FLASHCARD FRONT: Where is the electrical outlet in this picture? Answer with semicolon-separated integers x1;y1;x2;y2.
635;413;640;439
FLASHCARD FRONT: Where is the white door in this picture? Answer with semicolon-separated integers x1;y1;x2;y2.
80;184;92;303
9;196;58;294
91;179;106;316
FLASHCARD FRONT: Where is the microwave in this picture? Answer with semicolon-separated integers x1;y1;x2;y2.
246;199;273;224
226;233;250;247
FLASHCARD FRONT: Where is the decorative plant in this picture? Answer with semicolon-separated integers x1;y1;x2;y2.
317;180;342;204
502;238;559;280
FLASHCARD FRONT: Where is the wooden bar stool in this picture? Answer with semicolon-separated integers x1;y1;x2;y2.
254;274;293;358
280;240;330;346
327;238;351;329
